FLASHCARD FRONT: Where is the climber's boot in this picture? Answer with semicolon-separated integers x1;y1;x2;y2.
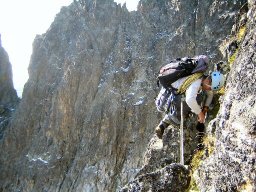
155;121;169;139
196;143;205;150
195;132;205;150
155;125;164;139
196;132;205;143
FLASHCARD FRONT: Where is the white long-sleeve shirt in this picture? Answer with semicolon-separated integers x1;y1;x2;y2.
171;76;213;114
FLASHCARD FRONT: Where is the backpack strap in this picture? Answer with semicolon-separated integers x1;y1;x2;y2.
176;73;204;94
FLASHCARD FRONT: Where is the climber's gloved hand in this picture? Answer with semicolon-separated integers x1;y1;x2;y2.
198;111;205;123
202;106;209;115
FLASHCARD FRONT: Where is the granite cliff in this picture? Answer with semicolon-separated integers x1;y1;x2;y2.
0;35;19;140
0;0;254;192
0;35;18;107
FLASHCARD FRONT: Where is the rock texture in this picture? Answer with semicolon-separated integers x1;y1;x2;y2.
0;0;250;192
0;35;19;140
120;163;189;192
193;2;256;191
0;35;18;106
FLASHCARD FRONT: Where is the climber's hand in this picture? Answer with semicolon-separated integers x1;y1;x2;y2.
202;106;209;115
198;112;205;123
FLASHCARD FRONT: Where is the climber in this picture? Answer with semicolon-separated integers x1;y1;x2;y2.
155;71;225;139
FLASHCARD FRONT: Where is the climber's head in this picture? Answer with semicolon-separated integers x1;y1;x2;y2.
202;72;225;91
211;71;225;91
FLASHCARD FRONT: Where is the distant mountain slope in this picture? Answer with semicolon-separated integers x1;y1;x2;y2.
0;1;249;191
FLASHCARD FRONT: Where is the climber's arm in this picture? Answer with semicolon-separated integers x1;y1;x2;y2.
185;79;202;115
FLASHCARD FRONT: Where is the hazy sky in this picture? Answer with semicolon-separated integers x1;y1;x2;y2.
0;0;139;97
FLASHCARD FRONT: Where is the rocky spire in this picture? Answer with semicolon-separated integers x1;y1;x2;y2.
0;40;18;106
0;1;252;192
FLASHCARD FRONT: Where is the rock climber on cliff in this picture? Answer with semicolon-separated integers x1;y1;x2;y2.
155;56;225;139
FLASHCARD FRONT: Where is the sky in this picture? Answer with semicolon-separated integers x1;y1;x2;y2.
0;0;139;97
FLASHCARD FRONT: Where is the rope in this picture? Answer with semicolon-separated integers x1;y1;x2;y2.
177;73;204;94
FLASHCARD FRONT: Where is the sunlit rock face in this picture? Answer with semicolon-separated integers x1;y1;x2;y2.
194;2;256;191
0;0;247;191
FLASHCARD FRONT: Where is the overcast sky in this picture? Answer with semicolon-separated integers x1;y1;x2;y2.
0;0;139;97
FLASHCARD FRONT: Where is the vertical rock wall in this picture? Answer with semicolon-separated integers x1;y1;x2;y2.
0;35;19;140
0;35;18;106
0;0;246;191
194;1;256;191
